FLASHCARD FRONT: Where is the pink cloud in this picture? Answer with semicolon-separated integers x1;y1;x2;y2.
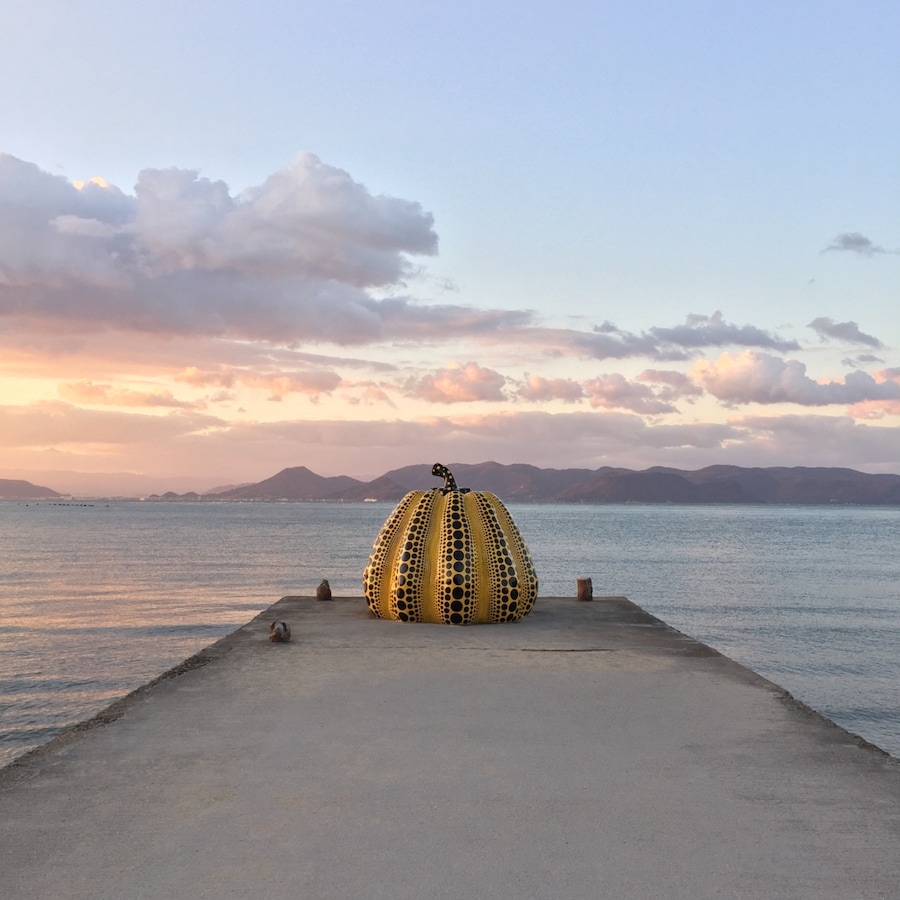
174;363;342;401
240;370;342;401
582;373;677;414
175;366;237;388
517;374;584;402
848;400;900;419
343;381;395;407
402;362;507;403
57;380;200;409
636;368;705;401
691;351;900;406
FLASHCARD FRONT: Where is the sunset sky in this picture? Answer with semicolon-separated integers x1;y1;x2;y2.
2;1;898;494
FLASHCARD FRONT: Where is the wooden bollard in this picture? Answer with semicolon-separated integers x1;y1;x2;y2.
576;577;593;601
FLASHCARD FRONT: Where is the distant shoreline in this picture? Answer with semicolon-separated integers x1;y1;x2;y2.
5;461;900;505
4;496;900;508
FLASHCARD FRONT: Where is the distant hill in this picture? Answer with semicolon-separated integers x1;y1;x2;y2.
377;461;606;500
0;469;230;498
189;462;900;505
210;466;363;501
44;462;900;504
357;462;900;504
0;478;63;500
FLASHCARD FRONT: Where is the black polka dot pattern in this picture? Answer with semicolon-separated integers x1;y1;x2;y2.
470;491;538;623
436;488;475;625
363;489;436;622
363;486;538;624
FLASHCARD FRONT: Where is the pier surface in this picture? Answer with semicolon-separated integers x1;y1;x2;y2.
2;596;899;899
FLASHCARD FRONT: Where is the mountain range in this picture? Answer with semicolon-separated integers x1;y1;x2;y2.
171;462;900;504
4;462;900;504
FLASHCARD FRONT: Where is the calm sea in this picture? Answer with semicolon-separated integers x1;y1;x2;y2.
1;500;898;767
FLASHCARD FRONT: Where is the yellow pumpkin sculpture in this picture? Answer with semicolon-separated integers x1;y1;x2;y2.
363;463;538;624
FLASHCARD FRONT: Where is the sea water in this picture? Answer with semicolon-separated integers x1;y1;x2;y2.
1;500;898;767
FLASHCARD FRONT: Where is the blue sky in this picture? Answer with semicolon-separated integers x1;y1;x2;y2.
1;1;898;491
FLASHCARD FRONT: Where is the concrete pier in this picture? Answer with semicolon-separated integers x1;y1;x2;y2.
2;596;899;899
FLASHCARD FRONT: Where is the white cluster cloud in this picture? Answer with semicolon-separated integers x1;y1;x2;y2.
0;152;464;343
128;157;437;284
691;351;900;407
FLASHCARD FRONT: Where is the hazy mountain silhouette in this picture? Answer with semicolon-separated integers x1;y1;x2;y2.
210;466;361;501
16;463;899;504
0;479;63;499
194;462;900;504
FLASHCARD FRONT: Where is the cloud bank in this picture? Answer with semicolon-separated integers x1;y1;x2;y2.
2;151;898;484
2;153;826;362
3;152;517;344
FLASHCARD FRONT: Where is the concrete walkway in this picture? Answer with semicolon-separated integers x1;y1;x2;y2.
2;596;899;899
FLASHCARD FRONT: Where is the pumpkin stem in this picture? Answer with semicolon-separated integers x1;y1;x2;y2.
432;462;462;493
